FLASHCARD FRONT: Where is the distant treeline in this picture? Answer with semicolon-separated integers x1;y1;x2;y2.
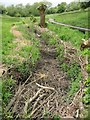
0;1;90;17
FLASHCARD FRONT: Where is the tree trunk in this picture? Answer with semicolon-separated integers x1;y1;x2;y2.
40;10;45;28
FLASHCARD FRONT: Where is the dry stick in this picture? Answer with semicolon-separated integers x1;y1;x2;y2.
70;88;82;107
63;42;67;57
49;106;55;114
24;89;42;115
12;76;32;112
55;98;59;111
79;55;88;79
29;92;56;117
23;74;32;86
12;93;22;113
32;94;46;110
75;109;80;118
25;74;47;87
36;83;55;91
6;74;32;112
59;75;66;81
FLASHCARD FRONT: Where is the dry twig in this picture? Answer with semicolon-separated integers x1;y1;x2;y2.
6;74;32;112
36;83;55;91
24;89;42;115
33;94;46;110
29;92;56;117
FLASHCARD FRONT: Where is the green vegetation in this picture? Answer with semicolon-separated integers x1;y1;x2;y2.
47;23;88;48
53;115;60;120
2;16;41;117
47;10;89;28
0;1;90;16
41;31;57;46
1;1;90;118
83;49;90;105
2;16;21;64
2;77;16;104
56;45;82;101
41;30;82;102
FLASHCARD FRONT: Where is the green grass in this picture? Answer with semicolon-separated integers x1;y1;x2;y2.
2;77;16;104
46;10;89;28
41;30;57;46
56;44;82;102
2;16;41;119
46;10;89;49
2;16;21;64
47;23;88;48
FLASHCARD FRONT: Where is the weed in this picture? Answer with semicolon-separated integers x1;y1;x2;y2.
53;114;60;120
48;37;57;45
2;77;16;104
56;44;64;64
83;77;90;104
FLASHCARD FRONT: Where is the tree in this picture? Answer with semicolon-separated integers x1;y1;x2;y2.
80;1;90;9
66;2;80;12
0;4;6;14
57;2;67;13
37;4;47;27
47;7;57;14
6;5;16;17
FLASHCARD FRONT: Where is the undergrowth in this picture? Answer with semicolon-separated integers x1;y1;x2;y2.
41;31;58;46
2;18;41;118
46;10;88;28
56;44;82;102
83;49;90;105
48;23;89;48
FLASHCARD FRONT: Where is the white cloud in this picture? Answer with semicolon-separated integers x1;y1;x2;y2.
0;0;75;6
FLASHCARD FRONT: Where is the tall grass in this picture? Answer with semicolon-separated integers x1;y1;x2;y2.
2;16;21;64
46;10;89;28
48;23;88;48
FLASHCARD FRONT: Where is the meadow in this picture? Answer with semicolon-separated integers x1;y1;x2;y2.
46;9;89;28
45;9;90;49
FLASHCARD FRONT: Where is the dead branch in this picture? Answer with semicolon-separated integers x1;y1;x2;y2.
24;89;42;115
12;93;22;113
25;74;47;87
36;83;55;91
29;92;56;117
33;94;46;110
58;75;66;81
6;74;32;112
23;74;32;86
70;88;82;107
63;42;67;56
49;106;55;113
75;109;80;118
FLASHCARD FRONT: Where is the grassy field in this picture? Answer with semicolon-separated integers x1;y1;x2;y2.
2;16;22;64
47;23;88;48
46;10;89;48
46;9;89;28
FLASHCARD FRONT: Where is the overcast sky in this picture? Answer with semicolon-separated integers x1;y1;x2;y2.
0;0;76;7
0;0;88;7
